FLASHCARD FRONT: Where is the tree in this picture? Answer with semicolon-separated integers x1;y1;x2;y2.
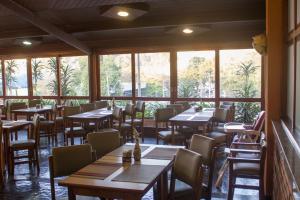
47;57;58;95
60;64;74;96
32;58;44;95
5;60;18;95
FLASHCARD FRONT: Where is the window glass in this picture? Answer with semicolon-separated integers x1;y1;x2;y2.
288;0;295;32
5;59;28;96
298;0;300;24
177;51;215;98
60;56;89;96
287;45;295;123
296;40;300;130
0;61;2;96
32;57;57;96
100;54;132;97
220;49;261;98
145;101;169;118
135;52;170;97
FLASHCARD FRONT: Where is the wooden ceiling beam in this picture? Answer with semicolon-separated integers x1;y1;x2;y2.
0;0;92;54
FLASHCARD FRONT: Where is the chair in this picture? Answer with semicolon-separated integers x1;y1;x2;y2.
121;103;135;142
28;99;42;107
227;140;267;200
87;131;121;159
8;114;40;175
94;100;109;109
8;102;27;120
175;101;191;110
39;107;56;146
155;108;185;145
189;134;216;199
169;148;203;200
0;121;3;187
63;106;86;145
80;103;95;112
49;144;94;200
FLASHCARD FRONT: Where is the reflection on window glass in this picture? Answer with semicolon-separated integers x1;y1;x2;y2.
5;59;28;96
32;57;57;96
220;49;261;98
296;40;300;131
100;54;132;97
60;56;89;96
135;53;170;97
145;101;169;118
177;51;215;98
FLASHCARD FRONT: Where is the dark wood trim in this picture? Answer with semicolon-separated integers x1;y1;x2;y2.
56;56;61;104
1;60;5;97
131;53;136;104
215;50;220;107
170;50;177;104
27;57;33;98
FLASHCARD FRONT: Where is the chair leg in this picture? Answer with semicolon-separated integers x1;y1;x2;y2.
35;148;40;175
227;175;235;200
10;149;14;176
50;177;56;200
259;178;264;200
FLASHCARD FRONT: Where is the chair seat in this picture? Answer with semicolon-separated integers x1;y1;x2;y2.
98;128;119;134
40;120;55;126
65;127;85;133
10;139;35;148
159;130;184;142
233;162;260;176
207;131;227;144
178;126;194;134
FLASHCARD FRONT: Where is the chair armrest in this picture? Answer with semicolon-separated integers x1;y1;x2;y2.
229;148;261;154
227;157;260;163
231;142;261;147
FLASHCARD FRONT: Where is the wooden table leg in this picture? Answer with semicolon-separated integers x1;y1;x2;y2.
3;130;9;174
68;187;76;200
70;120;74;145
171;123;175;145
157;171;168;200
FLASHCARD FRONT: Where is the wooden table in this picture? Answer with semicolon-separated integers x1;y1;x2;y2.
11;106;53;121
66;108;113;145
59;144;183;200
0;120;32;177
169;107;214;143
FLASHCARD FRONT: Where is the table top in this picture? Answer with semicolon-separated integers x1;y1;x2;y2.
11;106;53;114
224;122;246;133
66;108;113;120
59;144;183;196
169;107;214;123
2;120;32;130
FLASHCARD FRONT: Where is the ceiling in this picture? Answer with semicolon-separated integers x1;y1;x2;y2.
0;0;265;53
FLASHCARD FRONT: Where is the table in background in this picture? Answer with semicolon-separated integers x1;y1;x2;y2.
169;108;214;143
11;107;53;121
66;108;113;145
59;144;183;200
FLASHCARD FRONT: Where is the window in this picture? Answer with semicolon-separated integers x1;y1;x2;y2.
144;101;169;118
0;61;2;96
287;45;295;123
32;57;57;96
298;0;300;24
5;59;28;96
60;56;89;96
296;40;300;131
177;51;215;98
135;52;170;97
220;49;261;98
100;54;132;97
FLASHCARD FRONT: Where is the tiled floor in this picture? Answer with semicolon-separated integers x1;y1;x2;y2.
0;132;259;200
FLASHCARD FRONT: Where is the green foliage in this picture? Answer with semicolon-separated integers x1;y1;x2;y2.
5;60;18;95
145;102;167;118
32;58;44;94
47;57;58;95
60;64;75;96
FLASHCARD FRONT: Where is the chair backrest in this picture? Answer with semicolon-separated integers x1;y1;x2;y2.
31;114;40;144
9;102;27;112
135;101;145;113
50;144;93;178
189;134;215;166
173;148;203;187
29;99;42;107
214;108;228;123
112;106;123;128
94;100;108;109
252;111;266;132
63;106;81;117
87;131;121;159
175;101;191;110
80;103;95;112
155;107;174;123
124;103;135;117
167;104;184;115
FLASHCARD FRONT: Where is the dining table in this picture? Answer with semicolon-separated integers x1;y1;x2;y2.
11;106;53;121
66;108;113;145
169;107;215;144
59;143;183;200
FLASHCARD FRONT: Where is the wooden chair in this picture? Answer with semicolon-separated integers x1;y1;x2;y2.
169;148;203;200
189;134;216;199
80;103;95;112
39;107;56;146
49;144;94;200
8;114;40;175
87;131;121;159
0;121;3;188
227;140;267;200
155;107;185;145
8;102;27;140
121;103;135;142
63;106;86;145
175;101;191;110
28;99;42;107
94;100;108;109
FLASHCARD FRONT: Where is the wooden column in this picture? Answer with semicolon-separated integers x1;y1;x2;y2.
27;57;33;98
170;50;177;104
265;0;285;197
88;51;98;102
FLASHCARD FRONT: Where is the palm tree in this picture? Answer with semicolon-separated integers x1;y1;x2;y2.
32;58;44;94
60;64;74;96
47;58;58;95
5;60;18;95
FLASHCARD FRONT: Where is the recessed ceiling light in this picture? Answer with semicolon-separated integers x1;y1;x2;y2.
117;11;129;17
22;40;32;46
182;28;194;34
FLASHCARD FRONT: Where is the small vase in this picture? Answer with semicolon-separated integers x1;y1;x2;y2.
133;139;141;161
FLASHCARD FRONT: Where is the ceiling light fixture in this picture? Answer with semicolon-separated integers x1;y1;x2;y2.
182;28;194;34
117;10;129;17
22;40;32;46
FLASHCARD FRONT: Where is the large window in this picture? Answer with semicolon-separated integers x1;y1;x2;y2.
135;52;170;97
177;51;215;98
220;49;261;98
60;56;89;96
32;57;57;96
5;59;28;96
100;54;132;97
